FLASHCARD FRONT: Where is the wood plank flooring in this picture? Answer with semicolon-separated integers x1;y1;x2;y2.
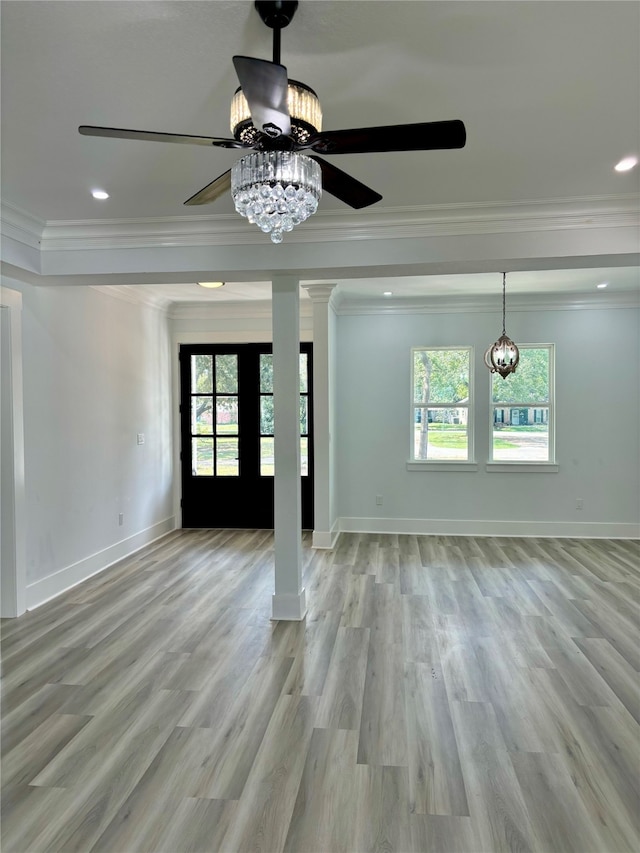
1;530;639;852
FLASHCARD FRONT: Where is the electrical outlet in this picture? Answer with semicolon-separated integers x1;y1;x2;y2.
376;495;383;506
576;498;584;510
118;513;124;526
137;433;145;445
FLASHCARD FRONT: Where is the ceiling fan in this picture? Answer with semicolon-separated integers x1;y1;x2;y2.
79;0;466;242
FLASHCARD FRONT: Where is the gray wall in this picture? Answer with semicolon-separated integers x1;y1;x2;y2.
6;280;174;602
336;300;640;535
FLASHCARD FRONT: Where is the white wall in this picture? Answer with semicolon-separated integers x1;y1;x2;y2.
3;278;175;607
336;299;640;537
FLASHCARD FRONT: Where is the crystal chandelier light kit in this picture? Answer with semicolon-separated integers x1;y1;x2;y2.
230;78;323;243
484;272;520;378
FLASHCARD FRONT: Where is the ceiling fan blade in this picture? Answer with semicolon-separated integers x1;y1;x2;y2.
308;119;466;155
184;170;232;206
79;126;245;149
232;56;291;138
310;156;382;209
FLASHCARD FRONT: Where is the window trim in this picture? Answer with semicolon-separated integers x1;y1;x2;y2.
489;343;555;464
410;345;474;464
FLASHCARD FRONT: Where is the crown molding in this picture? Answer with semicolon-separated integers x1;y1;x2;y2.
168;299;314;321
335;289;640;316
90;285;171;311
1;202;45;249
30;194;639;253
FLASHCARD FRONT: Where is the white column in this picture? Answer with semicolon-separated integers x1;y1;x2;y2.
302;283;338;548
271;275;306;620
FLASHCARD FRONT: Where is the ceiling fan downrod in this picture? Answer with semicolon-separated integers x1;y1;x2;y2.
254;0;298;64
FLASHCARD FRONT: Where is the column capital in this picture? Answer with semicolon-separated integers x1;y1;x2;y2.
301;283;338;303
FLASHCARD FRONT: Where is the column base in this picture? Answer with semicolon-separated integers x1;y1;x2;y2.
271;589;307;621
311;528;340;549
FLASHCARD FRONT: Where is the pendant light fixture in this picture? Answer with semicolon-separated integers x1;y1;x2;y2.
484;272;520;379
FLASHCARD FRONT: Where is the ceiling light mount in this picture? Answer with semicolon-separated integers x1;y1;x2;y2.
255;1;298;31
484;272;520;379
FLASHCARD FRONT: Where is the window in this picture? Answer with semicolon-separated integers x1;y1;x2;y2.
190;353;239;476
411;347;472;462
258;352;310;476
490;344;554;462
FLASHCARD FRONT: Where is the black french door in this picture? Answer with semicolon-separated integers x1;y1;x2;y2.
180;343;313;529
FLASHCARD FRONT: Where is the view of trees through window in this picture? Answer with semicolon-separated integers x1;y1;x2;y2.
491;345;553;461
411;344;554;463
412;348;471;461
189;351;310;477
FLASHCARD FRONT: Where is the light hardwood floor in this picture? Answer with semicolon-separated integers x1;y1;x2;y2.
1;530;639;853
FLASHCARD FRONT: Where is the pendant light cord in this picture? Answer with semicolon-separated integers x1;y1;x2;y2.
502;271;507;335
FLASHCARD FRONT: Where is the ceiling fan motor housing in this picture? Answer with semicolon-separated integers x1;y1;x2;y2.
230;79;322;146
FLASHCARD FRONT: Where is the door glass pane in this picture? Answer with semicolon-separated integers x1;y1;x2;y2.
216;354;238;393
192;437;214;475
299;396;308;435
492;407;549;461
260;436;274;476
299;353;308;392
260;396;274;434
414;408;469;460
216;438;239;476
260;354;273;393
191;355;213;394
191;397;213;434
216;397;238;434
301;436;308;476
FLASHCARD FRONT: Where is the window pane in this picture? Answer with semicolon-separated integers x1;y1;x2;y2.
300;396;308;435
414;408;469;460
492;407;549;461
260;436;274;476
260;354;273;393
301;436;308;476
492;347;549;404
299;353;308;393
260;395;274;434
215;354;238;393
191;397;213;434
216;396;238;434
191;355;213;394
216;438;239;476
414;350;469;404
192;437;213;476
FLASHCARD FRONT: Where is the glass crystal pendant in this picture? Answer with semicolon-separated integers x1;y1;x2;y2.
231;151;322;243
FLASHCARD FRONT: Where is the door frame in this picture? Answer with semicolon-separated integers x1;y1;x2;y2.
171;323;313;530
0;285;27;617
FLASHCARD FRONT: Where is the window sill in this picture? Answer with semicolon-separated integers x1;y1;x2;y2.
485;462;559;473
406;461;478;472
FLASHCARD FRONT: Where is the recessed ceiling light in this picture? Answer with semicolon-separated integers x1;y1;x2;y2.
198;281;225;289
614;156;638;172
383;291;393;297
91;189;109;200
596;282;608;289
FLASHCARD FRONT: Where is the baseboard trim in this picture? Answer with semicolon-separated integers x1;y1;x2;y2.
339;517;640;540
271;588;307;621
311;522;340;549
26;516;177;609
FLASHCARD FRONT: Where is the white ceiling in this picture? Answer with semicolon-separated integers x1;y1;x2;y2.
1;1;639;302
